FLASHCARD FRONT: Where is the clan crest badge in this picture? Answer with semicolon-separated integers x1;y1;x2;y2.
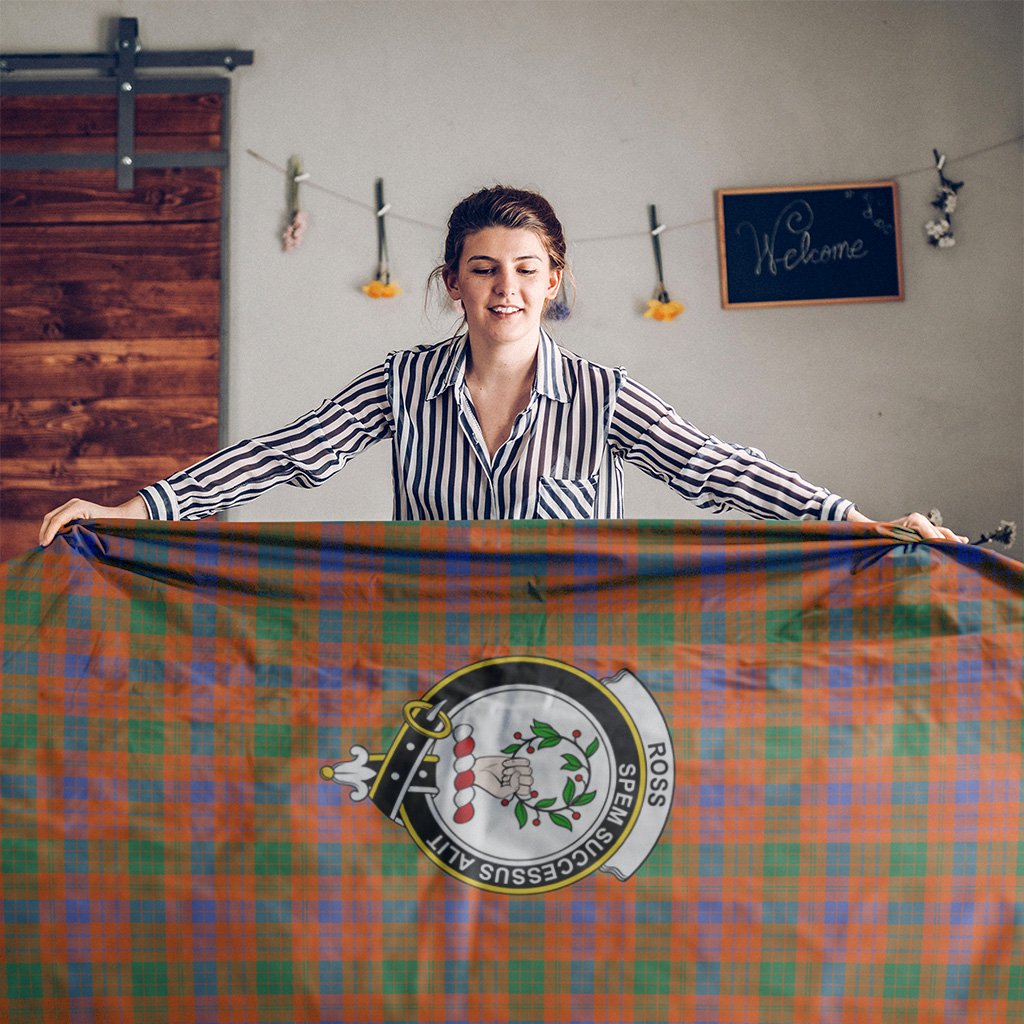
320;657;674;894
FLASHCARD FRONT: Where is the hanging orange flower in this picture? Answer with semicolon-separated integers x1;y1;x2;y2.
361;279;403;299
644;204;684;323
644;298;685;322
361;179;403;299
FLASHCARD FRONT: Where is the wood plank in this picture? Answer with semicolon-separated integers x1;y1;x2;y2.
1;397;219;459
1;223;220;283
1;168;222;224
0;94;223;137
1;339;219;398
0;134;223;154
1;456;204;523
2;456;188;488
1;279;219;340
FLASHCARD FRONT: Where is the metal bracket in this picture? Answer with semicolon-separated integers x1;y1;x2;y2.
116;18;140;189
1;16;254;190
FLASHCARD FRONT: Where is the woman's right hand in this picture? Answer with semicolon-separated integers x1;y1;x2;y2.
39;494;149;548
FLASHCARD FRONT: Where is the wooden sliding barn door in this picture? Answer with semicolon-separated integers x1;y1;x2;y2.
0;21;250;562
0;96;222;561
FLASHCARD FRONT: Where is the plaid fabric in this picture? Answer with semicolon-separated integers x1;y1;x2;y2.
1;520;1021;1024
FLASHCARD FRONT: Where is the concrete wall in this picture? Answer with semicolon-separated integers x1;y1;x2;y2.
4;0;1022;556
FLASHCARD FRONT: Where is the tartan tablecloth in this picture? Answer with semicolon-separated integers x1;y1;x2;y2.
1;520;1021;1024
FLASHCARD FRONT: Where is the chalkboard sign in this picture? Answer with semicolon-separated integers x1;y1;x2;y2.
716;181;904;308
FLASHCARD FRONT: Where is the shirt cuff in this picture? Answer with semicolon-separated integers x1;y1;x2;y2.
820;493;856;522
138;480;180;521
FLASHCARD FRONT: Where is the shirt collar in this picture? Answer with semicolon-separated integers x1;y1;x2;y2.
535;328;571;403
425;335;469;399
426;330;570;403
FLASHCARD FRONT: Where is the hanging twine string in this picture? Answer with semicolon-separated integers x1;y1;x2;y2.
246;134;1022;245
247;149;439;231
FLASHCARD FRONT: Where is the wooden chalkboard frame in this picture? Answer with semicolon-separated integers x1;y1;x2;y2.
716;181;904;309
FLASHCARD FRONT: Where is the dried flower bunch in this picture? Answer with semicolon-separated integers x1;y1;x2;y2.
361;279;402;299
363;178;402;299
932;510;1017;549
643;204;685;323
924;150;963;249
282;156;309;253
282;210;308;252
974;521;1017;548
546;277;572;322
644;297;685;322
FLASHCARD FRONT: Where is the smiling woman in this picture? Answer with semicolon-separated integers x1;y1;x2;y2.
39;185;967;544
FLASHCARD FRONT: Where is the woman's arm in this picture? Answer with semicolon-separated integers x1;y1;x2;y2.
609;375;853;520
609;376;967;540
38;360;394;545
140;361;393;520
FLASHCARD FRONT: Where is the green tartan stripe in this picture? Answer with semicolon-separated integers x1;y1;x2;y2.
0;715;330;758
10;714;1017;760
2;960;1016;1001
4;835;1018;878
677;722;1024;761
72;598;1008;648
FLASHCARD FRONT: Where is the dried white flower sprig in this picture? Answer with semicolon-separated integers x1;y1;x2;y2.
931;509;1016;548
973;521;1017;548
924;150;963;249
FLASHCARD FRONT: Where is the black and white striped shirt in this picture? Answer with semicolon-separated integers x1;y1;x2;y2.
140;331;854;522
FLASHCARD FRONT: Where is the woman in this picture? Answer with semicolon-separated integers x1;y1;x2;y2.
39;186;966;544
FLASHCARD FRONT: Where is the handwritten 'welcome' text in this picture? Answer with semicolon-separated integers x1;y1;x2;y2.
736;200;868;277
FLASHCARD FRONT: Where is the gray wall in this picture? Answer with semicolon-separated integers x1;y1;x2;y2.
5;0;1022;557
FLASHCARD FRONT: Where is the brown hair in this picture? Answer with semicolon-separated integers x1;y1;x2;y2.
428;185;573;320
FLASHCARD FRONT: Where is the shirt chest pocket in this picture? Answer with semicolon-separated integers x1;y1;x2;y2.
534;475;599;519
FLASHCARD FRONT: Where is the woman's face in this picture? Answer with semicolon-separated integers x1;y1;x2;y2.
445;227;561;349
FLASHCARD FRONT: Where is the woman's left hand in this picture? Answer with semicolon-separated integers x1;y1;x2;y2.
847;509;969;543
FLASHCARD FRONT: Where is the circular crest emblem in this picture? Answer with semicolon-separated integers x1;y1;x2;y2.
321;657;674;894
